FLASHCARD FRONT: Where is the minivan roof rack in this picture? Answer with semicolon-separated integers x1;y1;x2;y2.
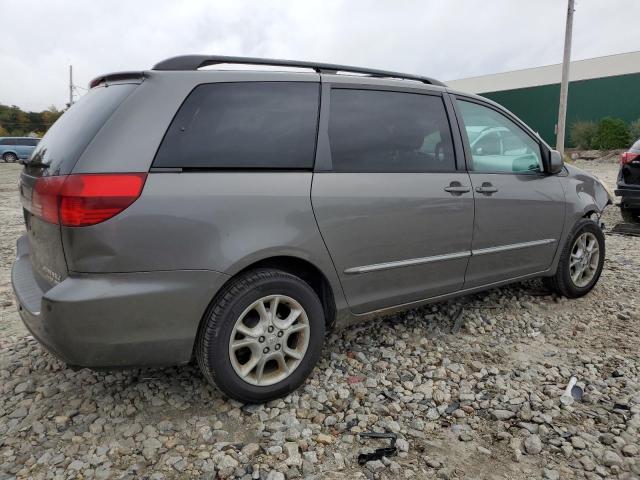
152;55;446;87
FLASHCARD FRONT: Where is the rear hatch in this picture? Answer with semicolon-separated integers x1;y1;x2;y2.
19;82;138;291
620;140;640;187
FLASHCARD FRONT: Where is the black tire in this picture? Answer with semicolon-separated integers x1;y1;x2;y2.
196;268;325;403
543;218;605;298
620;207;640;223
3;152;18;163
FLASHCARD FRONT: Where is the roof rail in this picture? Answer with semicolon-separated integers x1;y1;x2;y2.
152;55;446;87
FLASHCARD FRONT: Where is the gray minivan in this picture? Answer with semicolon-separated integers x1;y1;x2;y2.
12;56;611;402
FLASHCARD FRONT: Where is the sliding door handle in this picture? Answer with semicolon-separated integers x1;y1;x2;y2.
444;183;471;194
475;182;498;194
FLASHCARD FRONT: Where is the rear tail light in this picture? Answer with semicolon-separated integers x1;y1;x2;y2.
31;176;66;224
621;152;639;165
31;173;147;227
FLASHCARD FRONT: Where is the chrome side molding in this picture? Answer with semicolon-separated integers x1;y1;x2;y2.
344;251;471;275
344;239;556;275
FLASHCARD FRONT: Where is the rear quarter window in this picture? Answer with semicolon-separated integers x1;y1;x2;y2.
153;82;320;169
30;84;137;174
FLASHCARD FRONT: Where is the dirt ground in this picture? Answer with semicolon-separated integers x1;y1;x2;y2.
1;158;639;480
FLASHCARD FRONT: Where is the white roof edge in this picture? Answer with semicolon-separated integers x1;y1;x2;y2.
447;50;640;94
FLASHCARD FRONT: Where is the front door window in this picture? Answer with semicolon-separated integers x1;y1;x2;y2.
457;100;543;174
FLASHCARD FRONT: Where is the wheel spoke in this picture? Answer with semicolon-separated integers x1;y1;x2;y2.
283;346;303;360
275;351;290;375
585;239;593;253
239;354;260;378
280;308;302;329
255;300;269;322
269;296;280;321
254;356;268;384
571;266;582;284
230;337;259;351
287;323;308;335
235;322;259;338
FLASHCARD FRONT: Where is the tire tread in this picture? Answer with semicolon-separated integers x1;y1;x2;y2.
196;268;324;402
544;218;604;298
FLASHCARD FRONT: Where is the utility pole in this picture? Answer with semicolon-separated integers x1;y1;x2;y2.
556;0;575;155
69;65;74;107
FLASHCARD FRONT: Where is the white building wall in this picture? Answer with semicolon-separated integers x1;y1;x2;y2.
447;51;640;94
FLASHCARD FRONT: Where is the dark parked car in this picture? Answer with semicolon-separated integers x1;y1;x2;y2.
615;138;640;222
0;137;40;162
12;56;611;402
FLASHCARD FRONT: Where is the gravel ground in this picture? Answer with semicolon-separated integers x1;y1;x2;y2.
1;159;639;480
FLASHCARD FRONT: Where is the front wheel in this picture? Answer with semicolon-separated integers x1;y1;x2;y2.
543;218;605;298
196;269;325;403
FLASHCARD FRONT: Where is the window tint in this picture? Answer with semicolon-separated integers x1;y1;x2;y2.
457;100;542;173
28;138;40;146
30;84;137;174
0;139;10;145
154;82;320;169
16;138;31;146
328;89;455;172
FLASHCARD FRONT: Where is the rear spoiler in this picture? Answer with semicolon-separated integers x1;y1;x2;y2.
89;71;146;89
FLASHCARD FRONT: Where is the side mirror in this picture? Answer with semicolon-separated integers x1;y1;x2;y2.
548;149;564;174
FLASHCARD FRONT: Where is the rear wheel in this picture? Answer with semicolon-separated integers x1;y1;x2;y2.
196;268;325;403
3;152;18;163
543;218;605;298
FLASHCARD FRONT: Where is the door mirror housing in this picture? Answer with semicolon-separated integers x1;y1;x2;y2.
548;149;564;174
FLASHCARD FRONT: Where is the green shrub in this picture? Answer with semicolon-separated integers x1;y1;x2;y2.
629;119;640;143
570;121;597;149
592;117;630;149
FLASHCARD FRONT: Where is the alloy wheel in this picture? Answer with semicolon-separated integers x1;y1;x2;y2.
228;294;310;386
569;232;600;288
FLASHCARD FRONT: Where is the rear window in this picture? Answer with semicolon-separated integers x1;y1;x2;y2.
328;89;455;172
30;84;137;174
153;82;320;170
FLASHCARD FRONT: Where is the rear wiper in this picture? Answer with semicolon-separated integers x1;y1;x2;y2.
19;160;50;168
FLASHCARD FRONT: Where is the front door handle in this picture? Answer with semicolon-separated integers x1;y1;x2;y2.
475;182;498;194
444;182;471;195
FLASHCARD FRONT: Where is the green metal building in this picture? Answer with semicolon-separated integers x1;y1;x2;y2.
447;51;640;147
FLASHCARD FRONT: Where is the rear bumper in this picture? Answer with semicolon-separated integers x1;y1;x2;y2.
11;234;230;368
615;184;640;208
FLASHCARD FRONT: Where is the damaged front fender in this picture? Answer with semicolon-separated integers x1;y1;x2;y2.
563;164;612;222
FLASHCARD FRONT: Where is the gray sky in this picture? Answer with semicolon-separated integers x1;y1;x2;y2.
3;0;640;111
